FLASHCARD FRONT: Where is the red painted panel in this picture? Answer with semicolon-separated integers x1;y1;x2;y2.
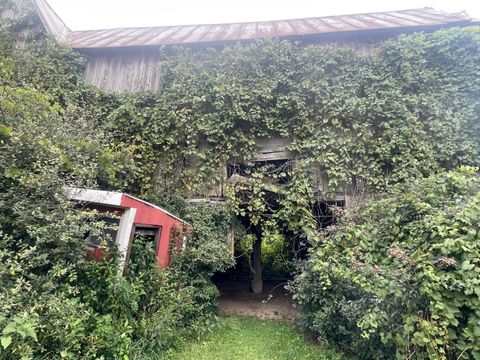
89;246;104;261
88;246;113;262
120;195;183;269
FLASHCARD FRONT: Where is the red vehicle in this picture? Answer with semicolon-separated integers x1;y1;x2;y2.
67;187;187;270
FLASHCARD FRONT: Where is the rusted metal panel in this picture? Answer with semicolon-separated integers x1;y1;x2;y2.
238;22;257;40
195;24;226;43
65;8;474;49
320;17;355;31
301;18;336;33
256;22;276;38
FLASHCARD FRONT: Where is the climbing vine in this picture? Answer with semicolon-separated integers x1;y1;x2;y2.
103;27;480;241
1;3;480;357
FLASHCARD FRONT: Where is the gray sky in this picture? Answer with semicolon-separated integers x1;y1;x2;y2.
48;0;480;31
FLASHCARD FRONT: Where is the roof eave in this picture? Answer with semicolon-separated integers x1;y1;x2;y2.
70;20;476;51
33;0;70;42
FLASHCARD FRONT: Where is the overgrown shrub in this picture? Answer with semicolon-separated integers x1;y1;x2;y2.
0;8;235;359
289;168;480;359
2;2;480;359
0;208;232;359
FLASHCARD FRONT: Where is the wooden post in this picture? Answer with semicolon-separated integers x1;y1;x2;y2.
227;226;235;254
251;237;263;294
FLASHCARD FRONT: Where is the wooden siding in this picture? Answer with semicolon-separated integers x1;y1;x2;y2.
78;38;380;92
1;0;37;48
1;0;30;20
81;49;162;93
2;0;68;42
253;137;292;161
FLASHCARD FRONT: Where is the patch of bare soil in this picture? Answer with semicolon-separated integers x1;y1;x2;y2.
217;280;298;321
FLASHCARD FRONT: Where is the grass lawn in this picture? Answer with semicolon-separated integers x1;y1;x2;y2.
163;316;348;360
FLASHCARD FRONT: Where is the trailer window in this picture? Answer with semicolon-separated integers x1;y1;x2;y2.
86;215;119;247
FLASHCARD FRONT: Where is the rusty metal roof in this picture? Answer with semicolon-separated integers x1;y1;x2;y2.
65;8;474;49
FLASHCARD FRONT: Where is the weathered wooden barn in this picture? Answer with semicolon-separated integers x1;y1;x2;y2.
7;1;477;201
3;0;479;291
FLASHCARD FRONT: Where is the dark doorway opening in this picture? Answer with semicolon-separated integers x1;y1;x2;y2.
212;198;345;318
85;214;119;248
219;159;346;317
312;199;345;229
125;225;162;274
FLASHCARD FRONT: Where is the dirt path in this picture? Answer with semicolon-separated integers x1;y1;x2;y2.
216;280;298;320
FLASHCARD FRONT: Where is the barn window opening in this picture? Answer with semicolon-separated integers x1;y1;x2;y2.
312;200;345;229
227;159;294;185
134;226;160;243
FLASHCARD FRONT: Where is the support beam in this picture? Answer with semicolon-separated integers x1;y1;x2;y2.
115;207;136;272
251;238;263;294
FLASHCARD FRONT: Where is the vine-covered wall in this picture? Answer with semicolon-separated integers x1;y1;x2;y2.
1;4;480;358
3;0;480;248
100;28;480;237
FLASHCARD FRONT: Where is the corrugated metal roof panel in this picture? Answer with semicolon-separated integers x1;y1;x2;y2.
257;21;277;38
238;22;258;40
274;20;297;36
65;8;475;49
33;0;70;41
302;18;336;33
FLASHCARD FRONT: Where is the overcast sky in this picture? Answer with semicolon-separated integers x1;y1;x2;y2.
47;0;480;31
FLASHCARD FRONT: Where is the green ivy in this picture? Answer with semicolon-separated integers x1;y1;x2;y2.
289;167;480;359
101;28;480;268
2;3;480;358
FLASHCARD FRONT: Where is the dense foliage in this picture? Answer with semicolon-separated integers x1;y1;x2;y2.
1;1;480;358
0;5;235;359
105;27;480;271
290;168;480;359
0;79;234;357
107;28;480;198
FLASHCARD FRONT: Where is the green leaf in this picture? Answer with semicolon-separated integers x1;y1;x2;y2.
2;322;16;335
0;125;12;138
24;327;37;341
1;336;12;349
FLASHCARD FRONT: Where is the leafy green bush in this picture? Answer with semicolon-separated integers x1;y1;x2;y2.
0;63;232;360
290;168;480;359
0;11;235;359
0;215;231;359
3;3;480;359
